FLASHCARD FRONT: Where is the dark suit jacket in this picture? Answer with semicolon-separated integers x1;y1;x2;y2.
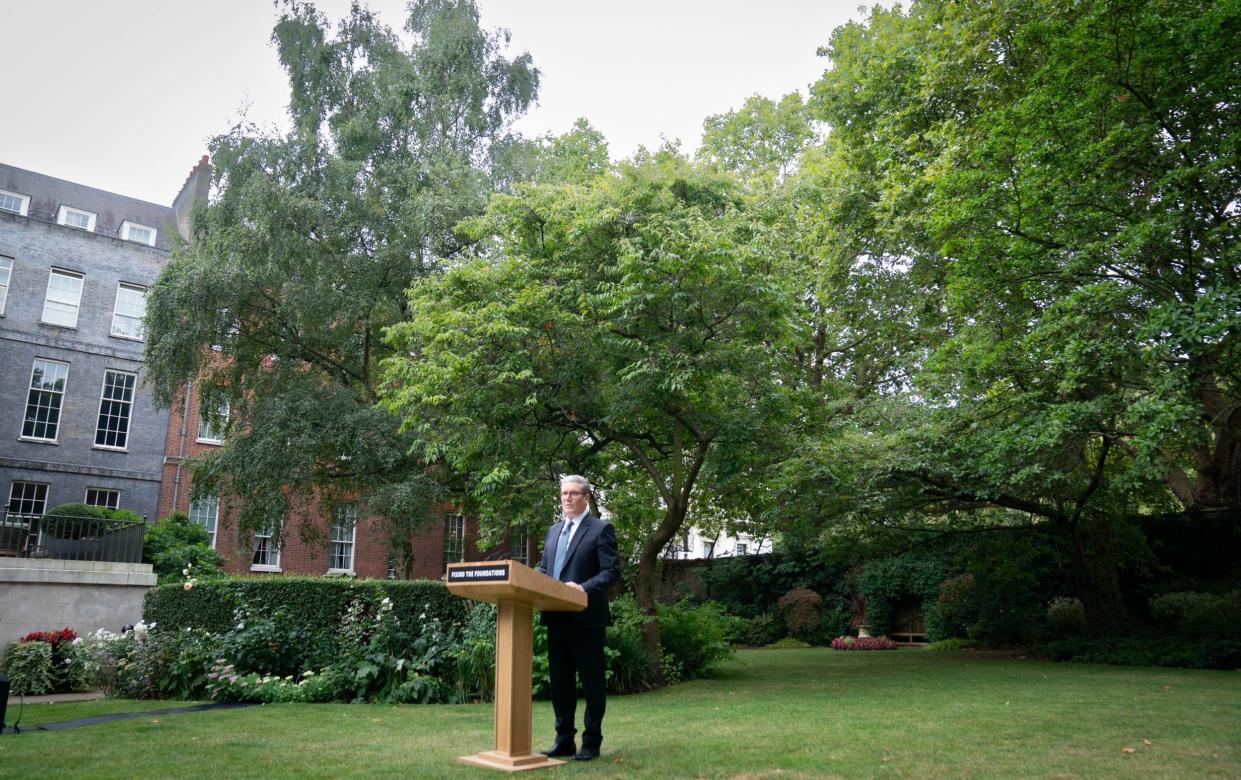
537;512;620;628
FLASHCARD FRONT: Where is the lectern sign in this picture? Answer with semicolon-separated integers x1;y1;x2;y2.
448;563;511;583
446;559;586;772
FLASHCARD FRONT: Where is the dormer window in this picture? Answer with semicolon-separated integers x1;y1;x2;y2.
121;221;156;245
57;206;97;232
0;189;30;216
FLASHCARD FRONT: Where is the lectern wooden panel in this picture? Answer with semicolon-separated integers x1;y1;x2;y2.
447;560;587;772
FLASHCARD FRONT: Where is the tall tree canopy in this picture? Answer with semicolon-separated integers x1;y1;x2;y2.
144;0;538;570
802;0;1240;629
382;151;797;674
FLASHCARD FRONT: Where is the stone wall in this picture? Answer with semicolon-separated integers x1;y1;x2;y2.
0;558;156;652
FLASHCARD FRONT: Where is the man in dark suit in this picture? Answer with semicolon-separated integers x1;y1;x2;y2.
537;474;620;762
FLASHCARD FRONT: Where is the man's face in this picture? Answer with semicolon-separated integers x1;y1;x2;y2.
561;483;589;517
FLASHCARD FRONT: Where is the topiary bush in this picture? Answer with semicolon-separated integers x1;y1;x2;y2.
777;588;824;643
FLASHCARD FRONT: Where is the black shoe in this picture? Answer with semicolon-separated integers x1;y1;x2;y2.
540;740;576;758
573;748;599;761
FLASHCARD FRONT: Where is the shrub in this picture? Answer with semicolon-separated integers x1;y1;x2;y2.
831;635;900;651
777;588;824;643
741;613;786;646
1045;597;1088;640
1150;591;1241;640
144;512;225;585
766;637;811;649
111;625;222;700
605;595;654;695
3;641;55;695
1040;636;1241;670
927;638;977;651
655;598;735;681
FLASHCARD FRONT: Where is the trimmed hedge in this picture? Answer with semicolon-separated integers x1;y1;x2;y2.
144;576;466;635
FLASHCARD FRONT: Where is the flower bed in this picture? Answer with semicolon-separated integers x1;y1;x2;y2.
831;635;900;651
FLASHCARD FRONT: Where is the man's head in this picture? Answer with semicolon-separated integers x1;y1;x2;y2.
560;475;591;518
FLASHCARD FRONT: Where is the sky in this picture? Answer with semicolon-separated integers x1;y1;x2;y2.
0;1;869;205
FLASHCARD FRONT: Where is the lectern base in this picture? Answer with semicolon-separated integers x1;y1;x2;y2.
457;751;566;772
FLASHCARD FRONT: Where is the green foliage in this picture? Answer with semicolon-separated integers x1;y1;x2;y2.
776;588;824;643
1150;591;1241;640
143;576;465;637
605;595;656;695
926;638;977;651
698;92;817;182
144;512;225;585
655;599;736;681
741;613;786;647
2;641;55;695
1040;637;1241;670
766;637;812;649
1045;597;1088;641
857;548;953;636
142;0;538;565
111;627;221;700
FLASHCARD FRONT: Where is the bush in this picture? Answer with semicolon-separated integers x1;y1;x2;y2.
766;637;811;649
144;512;225;585
111;625;221;699
1045;597;1088;640
831;635;900;651
927;638;977;651
655;599;736;681
741;613;786;646
2;641;55;695
605;596;654;695
777;588;824;643
1040;636;1241;670
1150;591;1241;640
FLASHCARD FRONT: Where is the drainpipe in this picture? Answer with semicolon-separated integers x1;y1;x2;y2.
170;381;192;512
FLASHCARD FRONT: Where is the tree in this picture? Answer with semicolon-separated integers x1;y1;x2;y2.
804;0;1240;631
144;0;539;572
382;151;797;678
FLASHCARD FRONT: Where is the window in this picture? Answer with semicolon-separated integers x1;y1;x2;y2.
85;488;120;510
0;256;11;315
120;221;156;246
42;269;84;328
111;283;147;339
329;505;358;573
0;189;30;216
510;526;528;565
252;524;281;569
22;358;68;441
386;559;397;579
702;540;715;560
8;482;48;519
197;398;229;443
735;542;747;556
443;512;465;570
189;495;219;549
94;370;136;449
57;205;96;231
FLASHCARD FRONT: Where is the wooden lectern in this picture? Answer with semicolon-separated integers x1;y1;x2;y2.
446;560;587;771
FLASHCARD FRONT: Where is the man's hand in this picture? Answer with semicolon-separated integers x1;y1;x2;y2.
566;582;585;592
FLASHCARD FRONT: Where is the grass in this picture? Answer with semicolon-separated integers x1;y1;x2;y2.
1;648;1238;779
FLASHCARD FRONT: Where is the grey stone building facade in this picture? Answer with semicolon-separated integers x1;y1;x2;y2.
0;159;210;524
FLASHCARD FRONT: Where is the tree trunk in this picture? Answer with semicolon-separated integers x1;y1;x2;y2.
633;501;690;688
1066;518;1125;638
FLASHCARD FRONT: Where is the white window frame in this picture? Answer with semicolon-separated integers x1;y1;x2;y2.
84;488;120;510
328;505;357;574
443;512;465;571
94;369;136;451
8;481;48;521
510;526;529;565
189;495;219;549
251;523;282;571
0;255;12;316
111;282;147;340
120;221;157;246
197;397;229;444
42;268;85;328
0;189;30;216
21;358;69;442
57;205;96;232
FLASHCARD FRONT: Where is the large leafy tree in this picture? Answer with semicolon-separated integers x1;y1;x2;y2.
382;152;797;676
144;0;538;572
804;0;1240;630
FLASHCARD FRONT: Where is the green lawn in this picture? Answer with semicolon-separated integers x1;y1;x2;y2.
1;649;1237;779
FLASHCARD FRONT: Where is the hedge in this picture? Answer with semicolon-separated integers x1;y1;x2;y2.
144;576;466;635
